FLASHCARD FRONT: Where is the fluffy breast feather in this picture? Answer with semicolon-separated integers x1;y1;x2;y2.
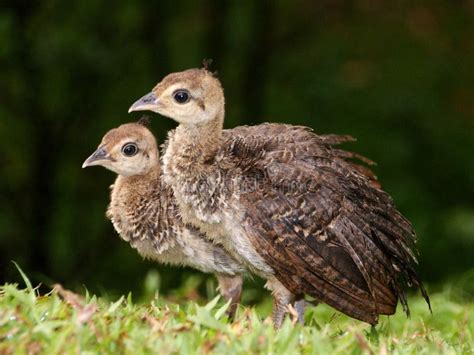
106;173;244;275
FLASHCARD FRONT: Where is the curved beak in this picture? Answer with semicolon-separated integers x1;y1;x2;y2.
128;92;159;113
82;147;112;168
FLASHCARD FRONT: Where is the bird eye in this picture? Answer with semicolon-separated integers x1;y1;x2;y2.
121;143;138;157
173;90;190;104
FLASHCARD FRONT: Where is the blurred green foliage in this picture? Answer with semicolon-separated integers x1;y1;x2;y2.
0;1;473;298
1;281;472;353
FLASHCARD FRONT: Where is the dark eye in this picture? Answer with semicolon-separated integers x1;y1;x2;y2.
173;90;190;104
121;143;138;157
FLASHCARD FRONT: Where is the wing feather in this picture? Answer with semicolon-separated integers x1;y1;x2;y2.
223;124;430;322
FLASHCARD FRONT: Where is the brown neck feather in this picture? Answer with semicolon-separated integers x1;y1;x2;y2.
175;112;224;162
115;164;161;197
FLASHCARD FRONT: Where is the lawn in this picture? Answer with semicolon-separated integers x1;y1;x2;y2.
0;268;472;354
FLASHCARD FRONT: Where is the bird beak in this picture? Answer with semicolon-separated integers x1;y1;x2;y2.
128;92;159;113
82;147;112;168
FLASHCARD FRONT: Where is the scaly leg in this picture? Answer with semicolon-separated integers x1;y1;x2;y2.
216;273;243;321
294;298;306;325
293;298;319;325
265;277;295;328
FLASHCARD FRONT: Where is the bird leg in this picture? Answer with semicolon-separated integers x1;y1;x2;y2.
294;298;320;325
294;298;307;325
216;274;243;321
265;277;296;328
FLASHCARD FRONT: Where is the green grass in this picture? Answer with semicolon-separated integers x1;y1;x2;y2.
0;271;472;354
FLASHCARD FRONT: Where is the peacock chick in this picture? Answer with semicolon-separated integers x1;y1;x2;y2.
82;118;244;319
129;68;431;328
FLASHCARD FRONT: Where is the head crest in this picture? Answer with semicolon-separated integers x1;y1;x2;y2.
137;115;151;127
202;58;219;78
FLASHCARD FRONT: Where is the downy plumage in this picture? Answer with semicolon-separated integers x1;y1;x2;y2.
82;119;244;318
129;68;431;327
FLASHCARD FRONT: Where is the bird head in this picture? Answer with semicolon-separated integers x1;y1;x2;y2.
128;68;225;125
82;119;159;176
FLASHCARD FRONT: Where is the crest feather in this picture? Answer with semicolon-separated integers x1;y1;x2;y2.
202;58;219;78
137;115;151;127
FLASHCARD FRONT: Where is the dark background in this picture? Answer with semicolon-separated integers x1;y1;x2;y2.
1;1;473;302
